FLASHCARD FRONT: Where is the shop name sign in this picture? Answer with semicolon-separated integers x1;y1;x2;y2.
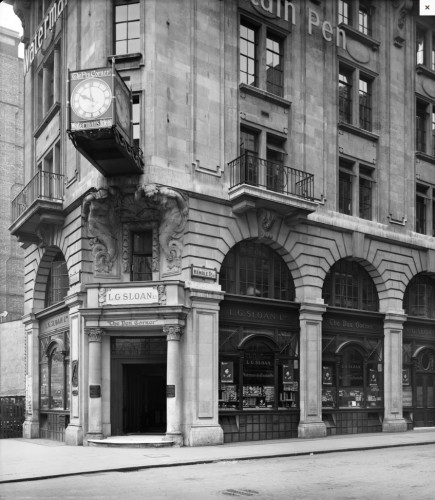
248;0;346;49
24;0;68;74
40;312;69;334
104;287;159;306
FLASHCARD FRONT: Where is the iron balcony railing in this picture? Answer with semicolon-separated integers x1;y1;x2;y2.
11;170;64;222
229;153;314;200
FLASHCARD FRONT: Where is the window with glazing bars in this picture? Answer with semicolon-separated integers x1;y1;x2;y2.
46;254;69;307
240;22;257;86
416;102;427;152
359;176;372;220
339;70;352;124
322;260;379;311
132;94;140;147
358;2;371;36
338;0;351;25
359;77;372;131
240;129;259;185
114;1;140;55
416;187;427;234
266;33;283;97
404;275;435;318
219;241;295;301
131;231;152;281
339;170;352;215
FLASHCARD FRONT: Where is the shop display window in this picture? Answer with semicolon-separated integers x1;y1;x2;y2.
322;344;383;410
219;334;299;411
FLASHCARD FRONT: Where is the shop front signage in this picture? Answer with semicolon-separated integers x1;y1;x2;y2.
323;315;382;334
246;0;346;49
220;302;298;327
24;0;68;73
40;312;69;334
102;287;159;306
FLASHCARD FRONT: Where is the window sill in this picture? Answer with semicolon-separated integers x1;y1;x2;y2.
239;83;292;109
416;151;435;165
338;23;380;51
107;53;143;69
416;64;435;79
34;101;61;139
338;122;379;141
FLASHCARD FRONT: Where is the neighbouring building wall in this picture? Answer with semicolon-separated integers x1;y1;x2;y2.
0;320;25;397
0;26;24;322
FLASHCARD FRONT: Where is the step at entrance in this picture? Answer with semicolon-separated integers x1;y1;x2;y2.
88;434;174;448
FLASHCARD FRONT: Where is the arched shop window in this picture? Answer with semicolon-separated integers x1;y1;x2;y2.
45;253;69;307
220;240;295;300
322;343;383;410
403;274;435;318
40;338;70;411
322;259;379;311
219;334;299;411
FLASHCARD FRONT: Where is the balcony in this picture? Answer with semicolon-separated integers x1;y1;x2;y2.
228;154;318;220
9;170;65;247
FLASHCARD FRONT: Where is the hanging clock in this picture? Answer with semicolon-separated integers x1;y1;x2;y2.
71;78;113;119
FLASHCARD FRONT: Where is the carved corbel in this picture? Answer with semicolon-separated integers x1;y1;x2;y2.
135;184;188;274
257;208;277;240
82;187;121;274
391;0;414;48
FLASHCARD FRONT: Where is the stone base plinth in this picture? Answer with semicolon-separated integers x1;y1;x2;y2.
23;419;39;439
382;418;407;433
65;424;83;445
298;421;327;439
164;432;184;447
188;425;224;446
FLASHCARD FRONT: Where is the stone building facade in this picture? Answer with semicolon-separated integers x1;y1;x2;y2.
9;0;435;446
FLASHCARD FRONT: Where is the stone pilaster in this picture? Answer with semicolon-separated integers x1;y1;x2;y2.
382;313;407;433
22;314;40;439
164;325;184;446
86;327;105;440
298;302;327;439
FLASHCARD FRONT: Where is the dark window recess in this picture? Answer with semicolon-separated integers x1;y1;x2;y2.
45;253;69;307
339;170;352;215
404;274;435;319
220;240;295;301
131;231;152;281
322;259;379;311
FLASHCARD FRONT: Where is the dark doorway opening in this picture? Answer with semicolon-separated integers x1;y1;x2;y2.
123;364;166;434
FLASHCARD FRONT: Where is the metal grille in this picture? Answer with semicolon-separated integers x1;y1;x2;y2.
0;397;25;439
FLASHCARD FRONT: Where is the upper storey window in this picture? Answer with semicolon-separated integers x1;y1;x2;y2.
338;0;372;37
416;99;435;157
339;64;373;132
114;0;140;55
240;18;285;98
45;253;69;307
416;24;435;71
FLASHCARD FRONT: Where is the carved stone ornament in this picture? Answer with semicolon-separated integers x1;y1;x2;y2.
157;284;167;305
135;184;188;274
121;221;159;274
163;325;183;341
257;208;277;239
82;187;121;274
391;0;414;48
86;328;105;343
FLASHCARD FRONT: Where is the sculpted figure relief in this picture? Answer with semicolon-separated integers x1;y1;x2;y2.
135;184;188;272
82;187;121;273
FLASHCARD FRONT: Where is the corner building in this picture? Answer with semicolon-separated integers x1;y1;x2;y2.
9;0;435;445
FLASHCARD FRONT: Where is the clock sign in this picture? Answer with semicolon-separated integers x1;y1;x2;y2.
71;78;113;120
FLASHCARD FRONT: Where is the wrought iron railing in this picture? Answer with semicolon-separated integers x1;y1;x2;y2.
229;153;314;200
11;170;64;222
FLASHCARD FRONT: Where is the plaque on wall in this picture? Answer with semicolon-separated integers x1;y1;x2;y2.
221;361;234;383
167;385;175;398
89;385;101;398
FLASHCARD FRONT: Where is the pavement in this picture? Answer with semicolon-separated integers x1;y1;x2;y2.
1;428;435;484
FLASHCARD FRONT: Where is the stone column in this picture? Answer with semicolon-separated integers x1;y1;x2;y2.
298;302;327;439
382;313;407;432
164;325;184;446
86;327;105;440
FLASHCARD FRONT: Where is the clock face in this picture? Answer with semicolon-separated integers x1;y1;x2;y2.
71;78;112;119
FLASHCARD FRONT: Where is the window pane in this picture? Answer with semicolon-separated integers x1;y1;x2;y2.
40;364;49;409
116;22;127;41
115;5;127;23
129;20;140;38
51;350;64;409
116;40;127;55
128;3;140;19
128;38;141;53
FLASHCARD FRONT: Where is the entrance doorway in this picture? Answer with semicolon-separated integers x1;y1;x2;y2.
414;348;435;427
123;364;166;434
